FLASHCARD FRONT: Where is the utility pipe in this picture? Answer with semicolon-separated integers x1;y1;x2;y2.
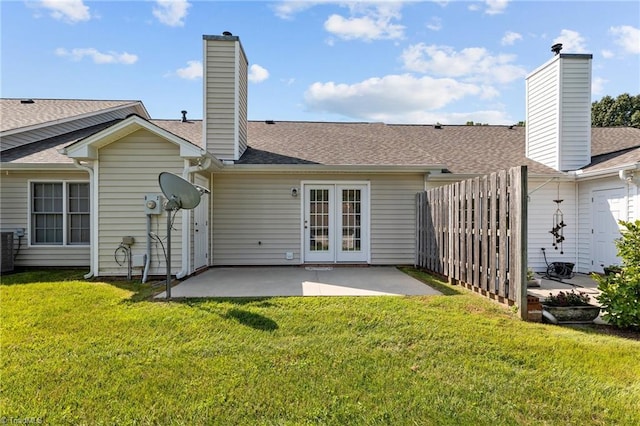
142;214;151;283
72;159;96;279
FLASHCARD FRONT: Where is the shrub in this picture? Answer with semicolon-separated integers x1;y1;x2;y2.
594;220;640;330
543;290;591;307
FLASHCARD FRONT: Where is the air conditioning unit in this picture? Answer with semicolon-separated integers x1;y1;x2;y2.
1;232;14;274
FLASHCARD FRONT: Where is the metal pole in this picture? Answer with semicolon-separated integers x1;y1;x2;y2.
166;207;172;299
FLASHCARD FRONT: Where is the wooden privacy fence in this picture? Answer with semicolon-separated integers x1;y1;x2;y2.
415;166;528;318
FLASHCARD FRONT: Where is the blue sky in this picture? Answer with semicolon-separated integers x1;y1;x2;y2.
2;1;639;124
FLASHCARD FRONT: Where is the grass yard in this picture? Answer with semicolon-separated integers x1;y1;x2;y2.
1;270;639;425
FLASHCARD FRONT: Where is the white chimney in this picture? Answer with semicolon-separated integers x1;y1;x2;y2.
525;50;593;171
202;32;248;161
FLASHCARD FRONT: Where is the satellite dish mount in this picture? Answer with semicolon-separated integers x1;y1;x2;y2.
158;172;210;299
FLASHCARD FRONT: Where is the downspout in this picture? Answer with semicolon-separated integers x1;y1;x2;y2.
574;178;579;272
72;159;96;279
176;156;212;279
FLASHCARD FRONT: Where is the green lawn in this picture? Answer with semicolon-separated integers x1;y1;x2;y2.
1;270;639;425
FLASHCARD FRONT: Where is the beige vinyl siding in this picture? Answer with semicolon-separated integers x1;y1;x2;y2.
0;170;90;267
558;59;591;171
526;59;560;169
211;172;424;266
1;106;141;152
204;38;248;161
237;53;248;158
96;129;184;276
212;173;301;265
370;174;424;264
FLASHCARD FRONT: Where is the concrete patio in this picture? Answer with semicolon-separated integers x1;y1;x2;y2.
155;266;442;298
527;272;601;305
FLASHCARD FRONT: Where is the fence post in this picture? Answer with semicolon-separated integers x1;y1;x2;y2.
513;166;528;319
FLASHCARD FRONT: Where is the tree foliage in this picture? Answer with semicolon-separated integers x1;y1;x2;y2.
591;93;640;127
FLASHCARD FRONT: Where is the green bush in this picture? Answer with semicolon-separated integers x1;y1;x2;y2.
594;220;640;330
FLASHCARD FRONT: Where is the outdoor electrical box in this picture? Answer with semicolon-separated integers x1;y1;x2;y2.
131;254;146;268
144;194;162;215
122;236;135;246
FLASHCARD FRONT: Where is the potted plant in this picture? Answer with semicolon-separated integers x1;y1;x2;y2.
542;290;601;324
527;268;541;287
602;264;622;276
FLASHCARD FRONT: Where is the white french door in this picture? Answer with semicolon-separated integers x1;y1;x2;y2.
303;183;369;263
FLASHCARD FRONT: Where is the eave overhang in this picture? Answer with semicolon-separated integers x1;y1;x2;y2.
0;163;79;171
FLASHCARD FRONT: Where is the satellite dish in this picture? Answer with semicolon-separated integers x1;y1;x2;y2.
159;172;202;210
158;172;210;299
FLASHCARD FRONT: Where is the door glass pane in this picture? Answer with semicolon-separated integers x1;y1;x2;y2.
342;189;361;252
309;189;330;252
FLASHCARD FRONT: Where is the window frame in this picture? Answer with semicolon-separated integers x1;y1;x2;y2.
28;180;91;247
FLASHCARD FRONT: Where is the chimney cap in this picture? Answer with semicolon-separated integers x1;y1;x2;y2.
551;43;563;55
181;110;188;122
222;31;233;36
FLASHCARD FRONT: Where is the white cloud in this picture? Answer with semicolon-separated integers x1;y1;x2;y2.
610;25;640;55
485;0;509;15
324;3;405;41
426;17;442;31
55;47;138;64
401;43;527;84
469;0;509;15
153;0;190;27
272;1;321;20
37;0;91;23
304;74;485;122
592;77;608;96
249;64;270;83
552;29;588;53
175;60;202;80
501;31;522;46
601;50;615;59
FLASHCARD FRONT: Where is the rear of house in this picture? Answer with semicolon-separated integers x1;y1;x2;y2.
1;34;638;279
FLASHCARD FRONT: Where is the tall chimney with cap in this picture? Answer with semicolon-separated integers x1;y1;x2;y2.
202;31;248;162
525;45;593;171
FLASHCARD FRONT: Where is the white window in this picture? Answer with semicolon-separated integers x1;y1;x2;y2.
31;182;90;245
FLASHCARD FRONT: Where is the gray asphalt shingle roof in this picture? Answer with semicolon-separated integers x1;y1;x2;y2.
3;104;638;174
0;98;143;133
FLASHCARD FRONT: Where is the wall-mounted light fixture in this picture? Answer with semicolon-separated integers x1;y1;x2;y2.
291;188;298;197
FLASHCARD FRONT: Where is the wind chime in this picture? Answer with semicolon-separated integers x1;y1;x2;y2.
549;181;566;254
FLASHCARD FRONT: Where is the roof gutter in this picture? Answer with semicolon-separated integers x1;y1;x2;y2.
0;163;79;171
217;163;445;174
568;162;640;181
